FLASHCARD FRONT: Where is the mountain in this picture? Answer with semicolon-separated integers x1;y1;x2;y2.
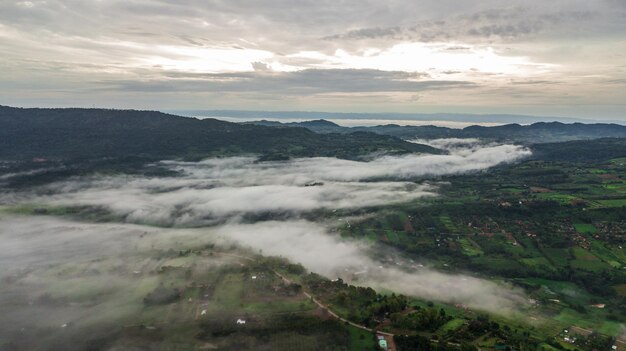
172;109;624;124
246;119;626;143
531;138;626;163
460;122;626;142
0;106;441;162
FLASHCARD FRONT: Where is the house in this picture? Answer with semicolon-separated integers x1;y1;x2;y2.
378;338;388;350
236;319;246;325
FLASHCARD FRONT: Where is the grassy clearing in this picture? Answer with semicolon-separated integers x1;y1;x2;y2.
439;215;458;232
347;324;376;351
610;157;626;165
243;299;315;314
438;318;466;333
569;247;612;273
554;309;590;329
522;278;592;303
458;238;483;256
502;187;526;193
213;273;244;310
384;230;401;244
604;182;626;195
589;240;623;268
555;308;624;336
520;257;555;270
573;223;597;234
596;198;626;208
571;247;599;261
570;259;610;272
543;248;571;267
535;193;581;204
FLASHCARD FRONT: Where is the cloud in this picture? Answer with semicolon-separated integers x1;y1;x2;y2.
324;7;606;43
0;0;625;116
96;69;469;95
19;144;531;226
0;215;529;317
214;220;529;314
0;215;238;350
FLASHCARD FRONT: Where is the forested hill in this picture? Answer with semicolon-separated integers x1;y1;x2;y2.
249;119;626;143
0;106;441;161
531;138;626;163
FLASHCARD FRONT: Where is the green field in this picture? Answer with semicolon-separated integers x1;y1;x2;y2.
439;214;458;232
520;257;555;270
588;240;624;268
212;273;245;310
243;300;315;313
573;223;597;234
595;198;626;208
438;318;466;333
554;309;624;336
347;325;376;351
542;248;572;267
535;192;581;204
458;237;484;256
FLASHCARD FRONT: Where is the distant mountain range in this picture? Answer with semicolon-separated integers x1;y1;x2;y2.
2;105;626;165
171;109;626;125
245;119;626;143
0;105;439;162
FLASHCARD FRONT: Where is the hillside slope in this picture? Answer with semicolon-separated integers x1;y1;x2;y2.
0;106;441;161
249;119;626;143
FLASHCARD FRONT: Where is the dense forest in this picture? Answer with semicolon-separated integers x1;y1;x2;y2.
0;106;440;161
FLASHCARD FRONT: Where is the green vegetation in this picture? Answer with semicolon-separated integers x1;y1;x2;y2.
0;105;441;163
341;154;626;349
347;325;376;351
253;118;626;144
573;223;597;234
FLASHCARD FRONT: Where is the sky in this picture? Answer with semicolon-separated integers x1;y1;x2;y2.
0;0;625;119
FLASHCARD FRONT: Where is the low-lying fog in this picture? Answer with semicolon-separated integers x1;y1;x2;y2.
0;139;532;331
13;141;529;226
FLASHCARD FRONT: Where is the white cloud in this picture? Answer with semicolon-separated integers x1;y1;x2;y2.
215;220;529;314
0;215;529;315
29;144;530;225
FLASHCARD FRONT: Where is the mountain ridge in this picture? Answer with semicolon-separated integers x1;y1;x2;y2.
245;118;626;143
0;105;441;161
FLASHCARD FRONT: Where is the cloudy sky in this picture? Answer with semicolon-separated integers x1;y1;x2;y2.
1;0;625;119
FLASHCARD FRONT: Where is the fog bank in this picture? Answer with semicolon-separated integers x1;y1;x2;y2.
15;143;530;226
0;142;533;319
0;216;528;317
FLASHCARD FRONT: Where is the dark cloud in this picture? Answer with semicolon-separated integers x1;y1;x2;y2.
323;27;403;40
325;8;604;43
